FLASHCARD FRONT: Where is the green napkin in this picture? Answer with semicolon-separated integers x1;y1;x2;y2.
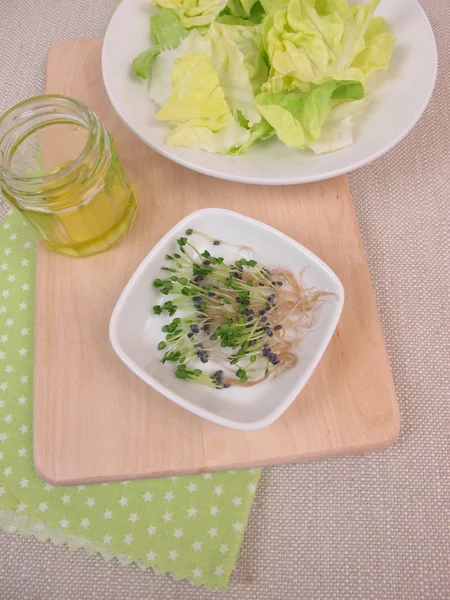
0;207;261;589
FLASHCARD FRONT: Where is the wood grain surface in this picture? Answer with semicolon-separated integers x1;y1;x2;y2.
33;37;400;484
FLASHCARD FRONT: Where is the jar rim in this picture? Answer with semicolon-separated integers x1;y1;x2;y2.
0;94;98;186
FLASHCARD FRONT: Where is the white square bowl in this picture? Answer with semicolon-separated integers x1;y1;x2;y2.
109;209;344;431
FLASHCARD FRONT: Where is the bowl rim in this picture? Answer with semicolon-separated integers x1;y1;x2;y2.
109;208;345;430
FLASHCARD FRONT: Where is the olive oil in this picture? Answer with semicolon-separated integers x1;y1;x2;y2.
4;137;136;257
0;96;136;257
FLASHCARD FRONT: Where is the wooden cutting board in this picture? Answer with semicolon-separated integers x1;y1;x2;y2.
33;37;400;485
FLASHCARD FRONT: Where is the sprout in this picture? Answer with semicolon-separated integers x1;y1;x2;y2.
151;230;333;388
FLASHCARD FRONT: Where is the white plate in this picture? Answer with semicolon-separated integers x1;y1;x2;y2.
102;0;437;185
109;209;344;430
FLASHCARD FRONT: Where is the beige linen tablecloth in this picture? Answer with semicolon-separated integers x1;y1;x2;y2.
0;1;449;598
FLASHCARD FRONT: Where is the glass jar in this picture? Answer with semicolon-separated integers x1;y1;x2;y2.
0;95;136;257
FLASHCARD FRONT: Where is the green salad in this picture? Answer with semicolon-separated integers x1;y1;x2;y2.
133;0;395;155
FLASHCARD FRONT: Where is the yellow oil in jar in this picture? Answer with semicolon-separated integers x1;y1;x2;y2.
2;112;136;258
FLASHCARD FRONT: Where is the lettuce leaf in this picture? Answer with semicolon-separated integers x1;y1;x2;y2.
151;0;229;28
133;48;161;79
156;52;231;125
150;24;261;125
167;116;250;153
216;14;255;25
309;97;367;154
149;31;205;105
226;0;260;17
155;52;250;153
260;0;288;15
204;23;261;124
222;24;268;95
229;118;274;154
263;0;395;92
150;8;189;47
351;16;396;79
133;10;189;79
255;79;364;148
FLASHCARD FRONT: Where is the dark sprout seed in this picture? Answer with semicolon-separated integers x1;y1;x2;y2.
188;333;194;339
274;325;282;331
207;292;215;297
260;316;267;323
203;260;211;266
265;327;273;337
224;384;231;389
202;324;210;333
213;240;220;246
249;340;256;347
259;309;266;316
190;324;199;333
